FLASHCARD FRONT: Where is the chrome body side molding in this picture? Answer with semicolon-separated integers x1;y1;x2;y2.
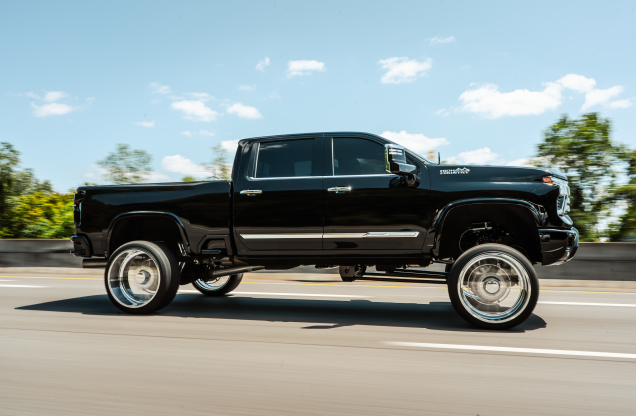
240;232;420;239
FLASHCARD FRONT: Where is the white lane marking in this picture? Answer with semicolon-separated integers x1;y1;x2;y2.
179;290;367;298
0;284;46;288
540;301;636;308
386;342;636;360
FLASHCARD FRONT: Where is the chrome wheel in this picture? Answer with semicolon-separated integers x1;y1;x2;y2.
193;275;231;291
457;251;531;323
107;248;162;308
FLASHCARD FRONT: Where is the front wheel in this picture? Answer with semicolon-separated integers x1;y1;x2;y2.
447;243;539;330
192;273;243;296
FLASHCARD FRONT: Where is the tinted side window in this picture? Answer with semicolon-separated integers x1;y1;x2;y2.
333;138;386;176
255;139;314;178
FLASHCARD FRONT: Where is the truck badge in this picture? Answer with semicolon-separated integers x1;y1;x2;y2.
440;167;470;175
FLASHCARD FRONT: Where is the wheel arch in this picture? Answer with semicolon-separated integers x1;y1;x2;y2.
431;199;546;263
106;211;191;257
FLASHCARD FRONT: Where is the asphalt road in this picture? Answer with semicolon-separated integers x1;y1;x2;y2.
1;270;636;415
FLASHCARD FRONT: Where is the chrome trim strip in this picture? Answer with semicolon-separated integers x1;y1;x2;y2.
323;233;367;238
240;233;323;239
247;174;395;181
327;186;352;192
240;232;420;240
329;174;395;178
248;176;319;180
240;189;262;194
324;232;420;238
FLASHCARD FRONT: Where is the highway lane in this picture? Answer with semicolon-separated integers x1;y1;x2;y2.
1;272;636;415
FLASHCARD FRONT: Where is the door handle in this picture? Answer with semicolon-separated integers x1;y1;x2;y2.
240;189;262;196
327;186;351;193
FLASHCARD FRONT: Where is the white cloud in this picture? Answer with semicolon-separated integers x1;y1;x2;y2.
238;84;256;92
161;155;210;177
171;100;219;122
458;82;562;118
581;86;624;110
199;130;215;136
380;131;449;156
143;172;173;181
608;99;632;109
459;74;631;118
227;103;262;119
221;139;240;155
181;131;192;137
24;92;41;99
447;147;500;165
287;60;326;77
135;121;155;128
31;102;75;117
557;74;596;93
556;74;630;111
187;92;214;102
435;108;450;116
427;36;455;45
150;82;171;94
378;57;432;84
506;158;533;167
42;91;68;102
256;57;270;71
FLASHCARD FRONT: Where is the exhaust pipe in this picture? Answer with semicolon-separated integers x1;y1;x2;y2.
83;258;108;268
207;265;264;279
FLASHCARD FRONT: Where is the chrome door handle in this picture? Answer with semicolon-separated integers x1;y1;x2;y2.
328;186;351;193
240;189;262;195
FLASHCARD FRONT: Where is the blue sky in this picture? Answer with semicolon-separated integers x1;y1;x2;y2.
2;0;635;191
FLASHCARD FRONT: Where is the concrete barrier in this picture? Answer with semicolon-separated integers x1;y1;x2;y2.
0;239;81;268
0;240;634;284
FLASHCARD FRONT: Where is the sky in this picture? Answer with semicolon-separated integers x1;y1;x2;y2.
1;0;635;191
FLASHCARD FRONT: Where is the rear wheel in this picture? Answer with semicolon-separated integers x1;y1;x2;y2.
105;241;180;314
447;243;539;330
192;273;243;296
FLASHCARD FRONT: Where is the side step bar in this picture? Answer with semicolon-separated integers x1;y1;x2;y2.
360;269;448;285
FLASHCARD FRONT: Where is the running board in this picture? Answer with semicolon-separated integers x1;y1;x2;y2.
360;269;448;285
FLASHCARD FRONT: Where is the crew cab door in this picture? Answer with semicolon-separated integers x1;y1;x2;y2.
233;136;323;253
322;135;429;253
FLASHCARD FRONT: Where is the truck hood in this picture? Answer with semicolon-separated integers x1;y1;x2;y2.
430;164;567;183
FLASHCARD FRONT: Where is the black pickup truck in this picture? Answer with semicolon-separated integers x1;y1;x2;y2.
71;132;578;329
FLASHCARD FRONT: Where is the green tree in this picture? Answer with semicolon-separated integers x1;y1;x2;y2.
208;145;231;180
2;192;74;238
536;113;625;241
0;142;20;223
98;144;153;184
608;149;636;241
182;176;196;182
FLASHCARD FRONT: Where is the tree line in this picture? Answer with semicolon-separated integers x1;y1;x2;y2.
1;112;635;241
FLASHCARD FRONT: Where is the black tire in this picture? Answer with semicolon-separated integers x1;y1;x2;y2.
339;265;366;282
192;273;243;296
105;241;180;314
447;243;539;330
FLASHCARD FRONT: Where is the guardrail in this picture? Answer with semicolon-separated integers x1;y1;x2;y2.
0;240;634;282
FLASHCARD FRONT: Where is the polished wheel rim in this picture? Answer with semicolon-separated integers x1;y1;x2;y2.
457;251;531;323
108;249;161;308
194;275;231;291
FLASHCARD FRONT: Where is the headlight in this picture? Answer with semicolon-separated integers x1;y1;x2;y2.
545;177;570;215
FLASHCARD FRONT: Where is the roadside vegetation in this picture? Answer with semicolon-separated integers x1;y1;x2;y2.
1;112;635;240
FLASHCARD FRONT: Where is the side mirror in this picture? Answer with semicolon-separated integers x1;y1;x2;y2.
385;144;416;175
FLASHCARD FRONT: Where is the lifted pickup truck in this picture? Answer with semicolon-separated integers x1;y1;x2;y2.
71;132;578;329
